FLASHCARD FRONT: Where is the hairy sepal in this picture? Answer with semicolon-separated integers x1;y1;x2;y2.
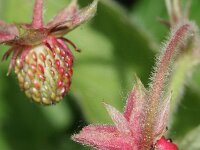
47;0;79;28
72;125;134;150
50;0;98;37
125;76;146;144
0;22;18;43
104;103;131;136
154;93;171;141
124;76;146;121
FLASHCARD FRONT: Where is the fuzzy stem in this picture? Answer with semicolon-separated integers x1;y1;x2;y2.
141;22;195;149
150;24;192;109
32;0;43;28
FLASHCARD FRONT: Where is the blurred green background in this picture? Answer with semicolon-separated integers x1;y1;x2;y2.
0;0;200;149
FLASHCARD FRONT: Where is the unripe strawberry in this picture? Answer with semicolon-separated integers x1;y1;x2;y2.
14;38;73;104
0;0;98;105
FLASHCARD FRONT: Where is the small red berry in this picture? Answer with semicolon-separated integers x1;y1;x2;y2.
155;136;179;150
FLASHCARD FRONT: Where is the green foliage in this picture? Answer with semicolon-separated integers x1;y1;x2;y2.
0;0;200;149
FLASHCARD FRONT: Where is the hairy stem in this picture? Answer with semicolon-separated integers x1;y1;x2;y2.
32;0;43;28
141;22;196;149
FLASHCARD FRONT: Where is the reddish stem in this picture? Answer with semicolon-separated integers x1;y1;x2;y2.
32;0;43;29
150;24;191;108
141;23;195;149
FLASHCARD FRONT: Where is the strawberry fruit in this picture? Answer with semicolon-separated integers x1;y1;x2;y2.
0;0;98;105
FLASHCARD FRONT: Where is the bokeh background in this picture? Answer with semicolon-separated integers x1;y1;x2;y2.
1;0;200;149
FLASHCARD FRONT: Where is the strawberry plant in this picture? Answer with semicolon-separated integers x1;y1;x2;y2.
0;0;200;150
0;0;97;105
